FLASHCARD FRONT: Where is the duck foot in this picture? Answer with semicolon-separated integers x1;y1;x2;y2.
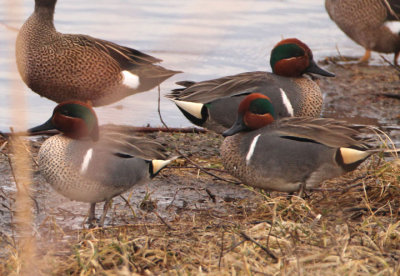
98;200;112;227
358;49;371;64
297;183;310;199
85;200;112;228
394;51;399;66
87;203;98;228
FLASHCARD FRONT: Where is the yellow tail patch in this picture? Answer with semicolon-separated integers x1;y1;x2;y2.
339;148;370;164
152;159;174;175
173;100;203;119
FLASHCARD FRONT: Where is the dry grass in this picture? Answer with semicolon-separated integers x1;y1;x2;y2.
1;132;399;275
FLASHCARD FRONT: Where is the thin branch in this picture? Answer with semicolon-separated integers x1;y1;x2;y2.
205;188;216;203
175;148;241;185
119;195;136;218
157;85;169;130
381;93;400;100
239;231;278;261
169;165;227;173
153;210;175;230
1;127;207;137
379;54;400;72
218;230;224;268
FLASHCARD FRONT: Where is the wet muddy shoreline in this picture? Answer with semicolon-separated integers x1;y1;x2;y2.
0;61;399;274
0;61;399;231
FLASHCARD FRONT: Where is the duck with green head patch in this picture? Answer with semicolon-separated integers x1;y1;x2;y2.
29;101;174;227
221;93;387;196
16;0;181;106
167;38;334;133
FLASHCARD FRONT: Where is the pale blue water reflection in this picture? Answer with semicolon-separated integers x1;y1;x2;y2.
0;0;389;132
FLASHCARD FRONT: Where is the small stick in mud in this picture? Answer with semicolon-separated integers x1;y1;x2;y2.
239;231;278;261
175;148;241;185
153;210;175;230
0;127;207;137
379;54;400;73
218;230;224;268
157;85;169;130
205;188;216;203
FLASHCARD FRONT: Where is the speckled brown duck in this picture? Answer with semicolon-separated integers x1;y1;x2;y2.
326;0;400;64
16;0;181;106
167;38;334;133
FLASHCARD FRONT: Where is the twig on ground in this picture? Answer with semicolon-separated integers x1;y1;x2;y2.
119;195;136;218
157;85;169;130
205;188;216;203
239;231;277;261
1;127;207;137
380;54;400;72
224;240;246;254
175;148;240;185
169;165;227;173
381;93;400;100
309;175;368;193
218;230;224;268
166;186;216;210
153;210;174;230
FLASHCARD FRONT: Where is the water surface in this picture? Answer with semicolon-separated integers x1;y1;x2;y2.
0;0;387;132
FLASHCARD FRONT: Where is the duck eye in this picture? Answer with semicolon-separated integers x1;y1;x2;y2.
60;109;70;116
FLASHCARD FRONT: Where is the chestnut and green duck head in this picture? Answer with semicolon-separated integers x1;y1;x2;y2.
28;101;173;227
270;38;335;77
223;93;275;136
220;93;383;195
29;100;100;141
168;38;334;133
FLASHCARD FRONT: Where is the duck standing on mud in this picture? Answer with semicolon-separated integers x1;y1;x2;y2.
325;0;400;64
28;101;174;227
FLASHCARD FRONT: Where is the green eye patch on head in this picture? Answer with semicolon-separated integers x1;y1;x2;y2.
57;103;97;130
270;43;305;69
249;98;275;117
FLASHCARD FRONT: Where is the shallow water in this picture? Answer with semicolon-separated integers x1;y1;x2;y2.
0;0;393;132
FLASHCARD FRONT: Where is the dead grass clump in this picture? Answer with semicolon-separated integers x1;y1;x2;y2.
47;156;399;275
1;130;399;275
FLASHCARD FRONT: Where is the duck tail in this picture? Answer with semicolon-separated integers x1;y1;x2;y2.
149;156;178;178
165;81;196;99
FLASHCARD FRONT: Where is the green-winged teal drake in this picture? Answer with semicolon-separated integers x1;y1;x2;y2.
326;0;400;64
220;93;381;195
16;0;181;107
167;38;334;133
29;101;173;227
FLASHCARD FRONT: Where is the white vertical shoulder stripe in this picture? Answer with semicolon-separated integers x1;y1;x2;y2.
246;134;261;165
80;148;93;174
280;88;294;116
